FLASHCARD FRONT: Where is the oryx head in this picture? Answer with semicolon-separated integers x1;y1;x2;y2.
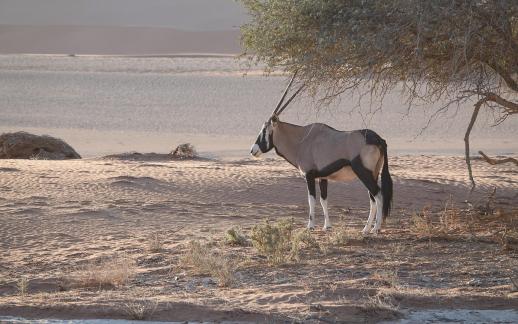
250;115;278;157
250;73;304;158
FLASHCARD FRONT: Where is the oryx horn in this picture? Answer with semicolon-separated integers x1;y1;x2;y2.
276;84;304;116
272;71;298;116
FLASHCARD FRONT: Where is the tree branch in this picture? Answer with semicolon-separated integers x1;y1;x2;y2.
484;92;518;115
478;151;518;167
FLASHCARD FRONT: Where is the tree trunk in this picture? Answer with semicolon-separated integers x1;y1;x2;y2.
464;98;487;190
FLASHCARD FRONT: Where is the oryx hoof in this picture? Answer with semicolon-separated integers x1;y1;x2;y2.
323;225;332;231
361;228;371;235
307;223;315;230
370;227;381;235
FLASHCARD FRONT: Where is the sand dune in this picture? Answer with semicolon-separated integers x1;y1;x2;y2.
0;25;241;55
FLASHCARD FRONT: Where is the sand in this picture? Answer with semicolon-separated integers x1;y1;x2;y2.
0;54;517;322
0;154;516;322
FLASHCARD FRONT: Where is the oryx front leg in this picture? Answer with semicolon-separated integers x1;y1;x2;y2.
320;179;331;230
362;193;376;235
306;172;316;230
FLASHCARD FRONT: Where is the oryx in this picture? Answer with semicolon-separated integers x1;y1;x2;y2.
250;75;393;234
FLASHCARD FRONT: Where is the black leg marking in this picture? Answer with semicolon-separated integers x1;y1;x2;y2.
306;171;316;221
369;193;375;202
320;179;328;200
306;171;316;198
351;156;380;196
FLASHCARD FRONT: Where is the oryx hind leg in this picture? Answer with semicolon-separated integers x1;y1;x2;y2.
319;179;331;230
351;156;382;235
362;193;376;235
306;171;317;229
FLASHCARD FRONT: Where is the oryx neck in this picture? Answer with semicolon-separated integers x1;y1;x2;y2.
272;121;304;166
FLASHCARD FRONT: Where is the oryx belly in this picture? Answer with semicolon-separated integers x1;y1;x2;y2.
325;166;357;182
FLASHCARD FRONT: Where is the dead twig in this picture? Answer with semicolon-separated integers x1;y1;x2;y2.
478;151;518;167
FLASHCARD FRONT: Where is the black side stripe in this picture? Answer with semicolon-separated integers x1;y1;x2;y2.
313;159;351;178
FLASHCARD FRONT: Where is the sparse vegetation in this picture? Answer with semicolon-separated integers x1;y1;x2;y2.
410;196;518;252
121;299;158;320
328;224;349;246
224;227;249;246
73;254;136;289
250;218;295;265
147;232;164;253
361;291;401;319
17;277;28;297
371;270;400;289
250;218;320;264
411;197;467;238
180;240;236;287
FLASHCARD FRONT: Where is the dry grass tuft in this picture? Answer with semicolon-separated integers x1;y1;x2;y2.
361;291;401;318
410;197;464;238
291;228;320;261
371;270;400;288
17;277;28;296
72;254;136;289
250;219;320;264
328;224;350;246
147;232;164;253
224;227;249;246
180;241;236;287
121;299;158;320
410;194;518;253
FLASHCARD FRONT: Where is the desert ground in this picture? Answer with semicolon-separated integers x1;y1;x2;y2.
0;54;517;322
0;152;516;323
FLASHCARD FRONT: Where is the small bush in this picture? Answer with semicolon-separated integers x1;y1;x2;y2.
74;254;136;289
147;232;163;253
250;218;319;264
371;270;399;288
291;228;320;261
361;291;401;318
250;219;295;265
171;143;197;159
17;277;28;296
181;241;236;287
329;225;349;246
122;299;158;320
225;228;249;246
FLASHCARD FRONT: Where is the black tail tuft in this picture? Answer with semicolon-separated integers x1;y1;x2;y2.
380;141;393;219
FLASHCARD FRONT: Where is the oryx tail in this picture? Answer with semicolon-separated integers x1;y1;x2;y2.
380;140;393;220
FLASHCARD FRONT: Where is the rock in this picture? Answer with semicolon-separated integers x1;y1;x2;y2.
170;143;197;159
0;132;81;160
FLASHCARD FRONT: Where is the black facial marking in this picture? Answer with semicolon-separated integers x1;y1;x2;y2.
351;156;380;196
319;179;328;200
256;124;274;153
